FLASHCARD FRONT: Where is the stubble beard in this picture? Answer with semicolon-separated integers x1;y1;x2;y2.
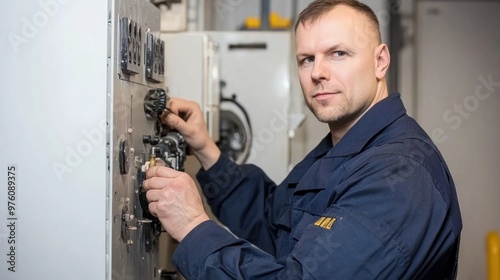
307;100;349;125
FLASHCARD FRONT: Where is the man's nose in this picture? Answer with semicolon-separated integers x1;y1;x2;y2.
311;58;330;82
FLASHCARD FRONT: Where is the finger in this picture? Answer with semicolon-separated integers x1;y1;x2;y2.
168;98;202;122
148;201;158;217
145;189;161;202
164;98;193;122
166;97;181;114
143;176;168;191
146;166;179;179
162;112;188;132
168;97;196;114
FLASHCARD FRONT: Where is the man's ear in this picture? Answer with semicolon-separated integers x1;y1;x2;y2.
374;44;390;79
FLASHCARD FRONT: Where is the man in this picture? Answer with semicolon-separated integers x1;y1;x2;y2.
144;0;462;278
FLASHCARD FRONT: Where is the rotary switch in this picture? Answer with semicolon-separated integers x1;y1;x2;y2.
144;88;167;120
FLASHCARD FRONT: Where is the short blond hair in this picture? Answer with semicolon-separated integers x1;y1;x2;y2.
295;0;381;44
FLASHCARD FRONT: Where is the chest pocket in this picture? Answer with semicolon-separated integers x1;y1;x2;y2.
289;188;337;244
290;209;321;242
274;182;334;258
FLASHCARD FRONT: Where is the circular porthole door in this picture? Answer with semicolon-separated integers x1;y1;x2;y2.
217;96;252;164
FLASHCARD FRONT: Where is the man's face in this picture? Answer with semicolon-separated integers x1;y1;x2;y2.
295;5;383;129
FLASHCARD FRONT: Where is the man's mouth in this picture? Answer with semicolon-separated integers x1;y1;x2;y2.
313;92;339;100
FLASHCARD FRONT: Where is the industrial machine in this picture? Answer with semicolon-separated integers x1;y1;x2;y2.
0;0;184;279
208;31;298;183
163;31;299;183
163;31;256;167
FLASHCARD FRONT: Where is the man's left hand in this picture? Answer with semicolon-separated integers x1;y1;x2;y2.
144;166;210;242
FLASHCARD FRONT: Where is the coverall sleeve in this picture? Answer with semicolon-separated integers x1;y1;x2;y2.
172;149;458;279
172;220;283;280
195;154;286;255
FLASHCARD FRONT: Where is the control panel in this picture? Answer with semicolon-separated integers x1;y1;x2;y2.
0;0;183;279
110;1;181;279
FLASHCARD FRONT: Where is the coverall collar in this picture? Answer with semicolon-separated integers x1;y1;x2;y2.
327;92;407;157
289;93;406;189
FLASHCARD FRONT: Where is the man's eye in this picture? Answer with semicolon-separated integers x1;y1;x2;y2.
333;51;346;57
301;57;314;65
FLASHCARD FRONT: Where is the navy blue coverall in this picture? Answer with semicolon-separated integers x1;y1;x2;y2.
172;93;462;279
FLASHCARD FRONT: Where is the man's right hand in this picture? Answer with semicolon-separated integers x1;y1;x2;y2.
162;97;221;170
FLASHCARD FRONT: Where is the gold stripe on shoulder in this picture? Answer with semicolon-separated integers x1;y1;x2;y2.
314;217;326;226
325;217;336;229
314;216;336;229
320;217;332;228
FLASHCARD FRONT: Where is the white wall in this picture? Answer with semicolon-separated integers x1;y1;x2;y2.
412;1;500;278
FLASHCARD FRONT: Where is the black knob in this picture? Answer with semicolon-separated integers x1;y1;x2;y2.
144;88;166;119
143;135;160;145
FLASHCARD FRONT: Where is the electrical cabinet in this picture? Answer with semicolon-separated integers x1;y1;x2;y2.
0;1;182;279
